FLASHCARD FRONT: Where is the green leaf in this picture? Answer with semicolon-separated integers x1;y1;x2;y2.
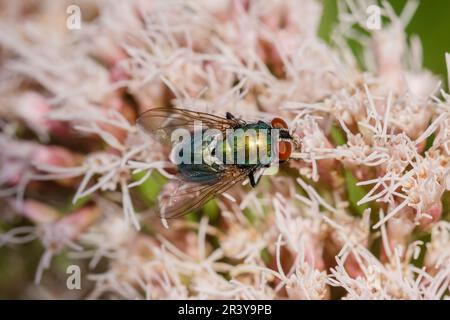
64;194;91;213
318;0;338;43
260;247;272;265
132;170;166;205
344;169;369;216
185;211;199;222
243;207;257;225
424;133;435;152
330;124;347;146
203;199;219;222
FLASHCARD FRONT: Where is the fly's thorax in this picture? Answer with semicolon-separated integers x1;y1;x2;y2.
218;122;277;166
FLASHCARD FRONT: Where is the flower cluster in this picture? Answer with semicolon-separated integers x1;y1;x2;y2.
0;0;449;299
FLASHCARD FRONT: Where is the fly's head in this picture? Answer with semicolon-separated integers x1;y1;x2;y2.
270;117;297;163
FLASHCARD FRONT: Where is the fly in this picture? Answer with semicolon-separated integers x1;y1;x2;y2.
137;108;298;219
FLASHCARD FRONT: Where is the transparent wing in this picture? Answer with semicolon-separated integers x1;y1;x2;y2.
157;166;254;219
137;108;241;144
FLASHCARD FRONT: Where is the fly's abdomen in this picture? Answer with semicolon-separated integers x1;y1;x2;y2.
177;163;221;184
174;134;222;183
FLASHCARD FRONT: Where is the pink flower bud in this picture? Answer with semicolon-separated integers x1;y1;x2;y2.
16;92;68;137
33;146;81;169
18;199;59;224
372;25;406;93
109;62;129;91
380;205;415;262
59;205;101;238
419;202;442;230
33;145;83;186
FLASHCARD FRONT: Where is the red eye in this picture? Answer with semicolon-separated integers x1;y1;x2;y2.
278;141;292;161
271;117;288;129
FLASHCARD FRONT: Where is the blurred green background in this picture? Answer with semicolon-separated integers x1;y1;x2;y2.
319;0;450;87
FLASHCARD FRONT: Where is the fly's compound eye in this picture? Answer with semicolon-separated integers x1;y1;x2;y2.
271;117;291;161
277;140;292;161
271;117;288;129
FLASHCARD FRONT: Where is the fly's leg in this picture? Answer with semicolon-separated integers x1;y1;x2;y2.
226;112;237;120
226;112;246;127
249;168;263;188
249;171;258;188
249;164;272;187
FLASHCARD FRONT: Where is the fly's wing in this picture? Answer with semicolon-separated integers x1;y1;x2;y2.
138;108;250;218
137;108;240;145
157;166;254;219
